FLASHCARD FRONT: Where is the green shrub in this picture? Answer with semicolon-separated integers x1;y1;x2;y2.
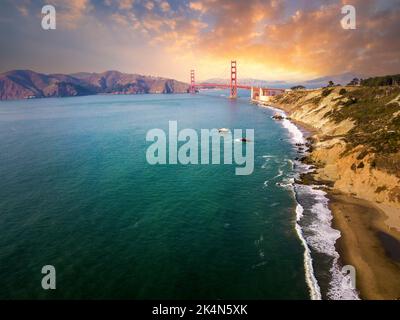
328;87;400;157
361;74;400;87
322;88;333;97
375;186;387;193
291;85;306;90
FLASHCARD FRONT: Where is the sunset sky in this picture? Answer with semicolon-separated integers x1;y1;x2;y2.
0;0;399;82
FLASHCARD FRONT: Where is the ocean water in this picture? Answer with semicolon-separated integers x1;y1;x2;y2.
0;91;356;299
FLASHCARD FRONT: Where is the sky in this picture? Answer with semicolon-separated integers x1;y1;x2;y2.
0;0;399;82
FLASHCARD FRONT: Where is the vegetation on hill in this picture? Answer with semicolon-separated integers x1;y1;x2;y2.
327;86;400;175
361;75;400;87
271;84;400;177
347;78;360;86
290;85;306;90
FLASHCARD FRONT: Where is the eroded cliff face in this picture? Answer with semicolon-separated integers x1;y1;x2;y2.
270;87;400;231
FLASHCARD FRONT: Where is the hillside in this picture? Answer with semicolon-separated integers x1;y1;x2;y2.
71;70;188;94
271;86;400;218
0;70;189;100
269;86;400;299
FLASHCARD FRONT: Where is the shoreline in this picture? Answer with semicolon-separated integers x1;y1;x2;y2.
0;91;190;103
258;103;353;299
329;191;400;300
257;100;400;300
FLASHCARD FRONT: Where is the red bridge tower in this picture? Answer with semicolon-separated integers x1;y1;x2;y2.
230;60;237;99
190;69;195;94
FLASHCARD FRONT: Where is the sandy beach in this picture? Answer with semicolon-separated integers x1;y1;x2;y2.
329;191;400;300
261;88;400;300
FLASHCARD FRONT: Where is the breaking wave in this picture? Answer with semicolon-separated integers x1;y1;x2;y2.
264;104;360;300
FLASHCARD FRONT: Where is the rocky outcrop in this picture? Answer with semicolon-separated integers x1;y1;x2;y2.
0;70;189;100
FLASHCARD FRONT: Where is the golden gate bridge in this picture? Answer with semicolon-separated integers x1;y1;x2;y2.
189;60;286;101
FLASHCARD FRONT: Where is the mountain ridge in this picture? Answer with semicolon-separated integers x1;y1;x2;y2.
0;70;189;100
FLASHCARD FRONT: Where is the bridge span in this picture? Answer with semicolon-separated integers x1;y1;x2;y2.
189;60;286;101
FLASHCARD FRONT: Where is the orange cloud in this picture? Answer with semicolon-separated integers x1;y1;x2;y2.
16;5;29;17
159;1;170;12
144;0;400;79
118;0;135;10
10;0;399;81
144;1;155;11
189;1;207;13
51;0;91;29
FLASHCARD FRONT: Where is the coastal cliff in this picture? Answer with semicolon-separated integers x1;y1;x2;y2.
0;70;189;100
270;87;400;299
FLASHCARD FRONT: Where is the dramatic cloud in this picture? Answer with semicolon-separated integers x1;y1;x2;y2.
49;0;92;29
189;1;207;13
1;0;399;81
144;0;400;78
118;0;135;10
159;1;170;12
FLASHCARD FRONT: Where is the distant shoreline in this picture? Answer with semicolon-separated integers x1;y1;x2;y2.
0;91;190;103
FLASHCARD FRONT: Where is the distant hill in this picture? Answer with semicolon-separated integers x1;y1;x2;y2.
0;70;93;100
70;70;188;94
304;72;364;88
202;73;364;89
0;70;189;100
201;78;290;89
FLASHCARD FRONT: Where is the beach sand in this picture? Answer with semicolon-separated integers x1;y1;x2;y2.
329;191;400;300
261;99;400;299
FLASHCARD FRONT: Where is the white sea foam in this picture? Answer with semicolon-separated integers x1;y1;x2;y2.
286;159;294;169
328;264;360;300
252;261;268;269
294;203;322;300
296;185;360;300
305;189;341;256
275;169;322;299
272;169;284;180
281;118;305;145
267;106;305;145
275;177;294;189
264;168;284;188
265;104;360;300
261;155;275;168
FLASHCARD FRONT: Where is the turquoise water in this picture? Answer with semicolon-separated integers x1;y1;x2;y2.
0;92;310;299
